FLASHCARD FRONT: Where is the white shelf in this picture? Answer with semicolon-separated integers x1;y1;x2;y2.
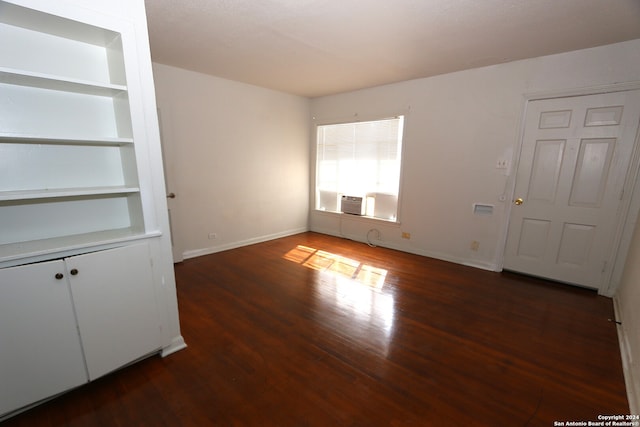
0;134;134;146
0;186;140;202
0;1;126;86
0;1;122;47
0;229;161;267
0;67;127;96
0;0;145;264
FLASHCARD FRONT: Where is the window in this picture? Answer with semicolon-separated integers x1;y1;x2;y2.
315;116;404;221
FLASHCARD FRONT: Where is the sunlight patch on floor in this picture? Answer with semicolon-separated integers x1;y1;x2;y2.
283;245;387;288
283;244;395;355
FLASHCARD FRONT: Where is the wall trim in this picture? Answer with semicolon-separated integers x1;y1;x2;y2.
182;227;309;260
311;226;498;272
613;296;639;414
523;81;640;102
160;335;187;357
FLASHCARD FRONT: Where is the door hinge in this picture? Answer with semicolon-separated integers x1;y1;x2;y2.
601;261;608;273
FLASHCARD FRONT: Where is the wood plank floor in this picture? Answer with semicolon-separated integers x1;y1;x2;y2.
3;232;629;426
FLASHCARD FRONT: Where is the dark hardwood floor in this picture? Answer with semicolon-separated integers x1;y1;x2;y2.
3;232;628;426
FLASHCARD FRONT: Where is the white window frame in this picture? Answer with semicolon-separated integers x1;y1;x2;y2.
313;115;405;223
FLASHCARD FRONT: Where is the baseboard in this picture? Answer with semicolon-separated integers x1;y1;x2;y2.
161;335;187;357
311;226;499;272
613;296;639;414
182;227;309;260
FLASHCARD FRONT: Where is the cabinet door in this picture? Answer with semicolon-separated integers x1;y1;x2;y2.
67;243;161;380
0;260;87;416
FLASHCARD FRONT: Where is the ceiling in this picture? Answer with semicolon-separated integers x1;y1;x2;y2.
144;0;640;98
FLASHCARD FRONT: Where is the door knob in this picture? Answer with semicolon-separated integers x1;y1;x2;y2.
166;192;176;199
514;198;524;205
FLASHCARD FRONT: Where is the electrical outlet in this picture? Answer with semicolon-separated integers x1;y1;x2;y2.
208;232;217;240
470;240;480;251
401;232;411;239
496;159;509;169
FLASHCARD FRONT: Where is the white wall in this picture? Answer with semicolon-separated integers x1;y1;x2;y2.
152;63;310;259
616;216;640;413
310;39;640;272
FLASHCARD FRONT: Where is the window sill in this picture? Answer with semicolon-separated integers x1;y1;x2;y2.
313;209;401;226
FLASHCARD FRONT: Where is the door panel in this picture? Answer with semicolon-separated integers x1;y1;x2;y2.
585;106;623;126
517;219;551;260
504;90;640;290
556;223;594;267
538;109;572;129
529;139;565;202
569;138;614;207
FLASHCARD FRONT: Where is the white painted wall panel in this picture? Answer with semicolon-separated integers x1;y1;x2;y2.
152;63;310;258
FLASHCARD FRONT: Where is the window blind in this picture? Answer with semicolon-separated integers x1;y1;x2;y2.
315;116;404;220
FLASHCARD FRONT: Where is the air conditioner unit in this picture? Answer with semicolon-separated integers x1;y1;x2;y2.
341;195;365;215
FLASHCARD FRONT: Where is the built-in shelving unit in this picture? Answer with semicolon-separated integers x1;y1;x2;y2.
0;0;143;261
0;0;186;420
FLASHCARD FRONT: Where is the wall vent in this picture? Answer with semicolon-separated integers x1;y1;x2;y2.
473;203;494;215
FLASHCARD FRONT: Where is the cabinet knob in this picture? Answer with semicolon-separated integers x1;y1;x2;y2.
70;268;78;276
55;273;64;280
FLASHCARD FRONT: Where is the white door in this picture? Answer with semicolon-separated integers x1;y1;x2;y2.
504;90;640;291
157;107;184;263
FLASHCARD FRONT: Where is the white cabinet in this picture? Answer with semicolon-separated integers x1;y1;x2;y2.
0;259;87;416
0;244;161;417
